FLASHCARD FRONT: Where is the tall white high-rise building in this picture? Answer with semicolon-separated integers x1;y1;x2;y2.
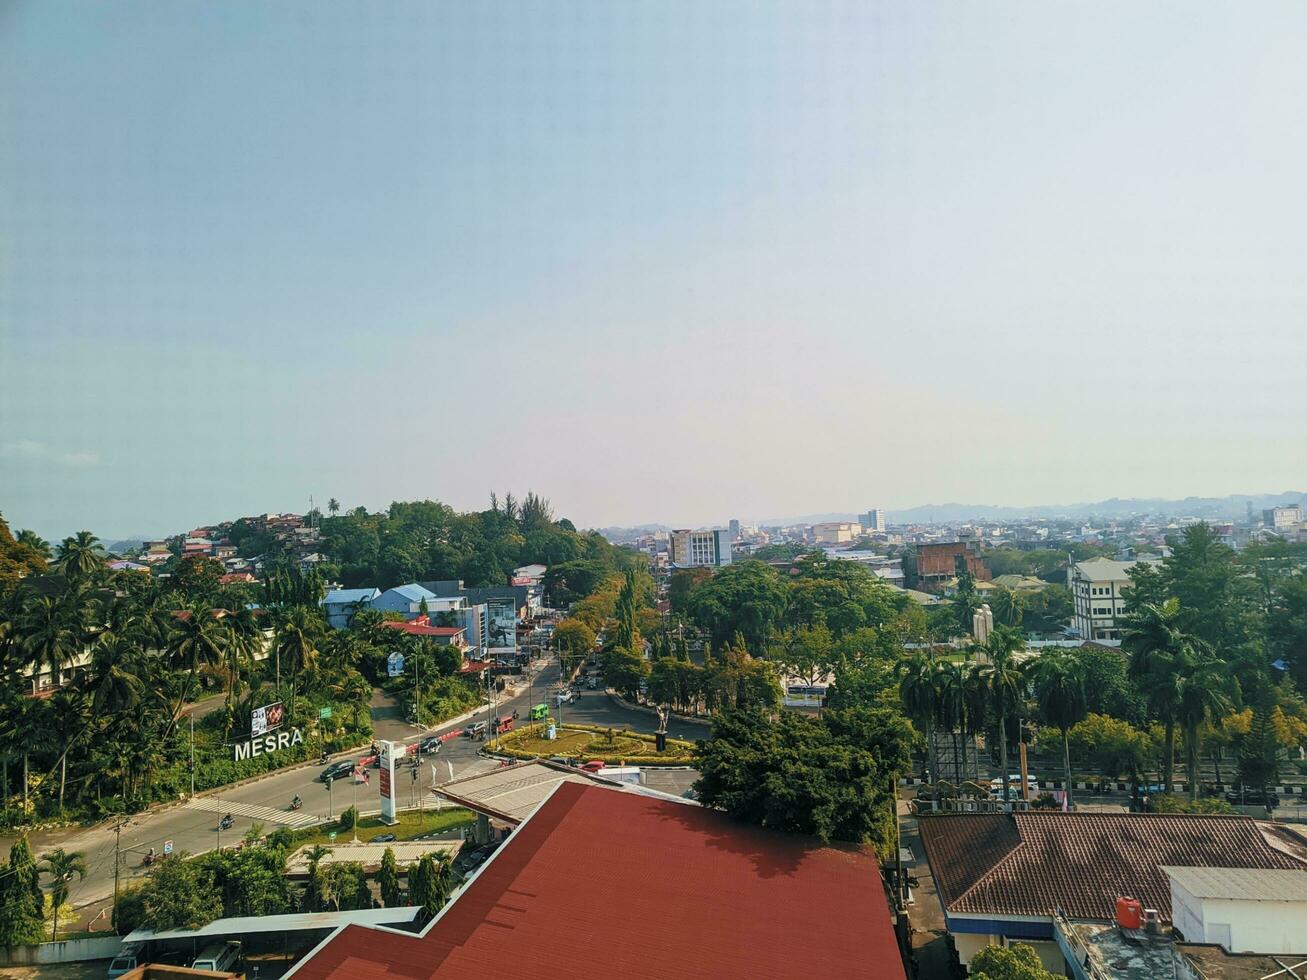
861;509;887;533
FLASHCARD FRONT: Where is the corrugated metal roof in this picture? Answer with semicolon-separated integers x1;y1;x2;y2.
1161;866;1307;902
388;583;438;602
125;907;420;943
290;782;905;980
919;812;1306;920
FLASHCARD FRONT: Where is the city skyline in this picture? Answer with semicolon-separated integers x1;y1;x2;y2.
4;2;1306;538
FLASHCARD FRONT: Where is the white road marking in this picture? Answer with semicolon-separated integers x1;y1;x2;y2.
185;796;321;829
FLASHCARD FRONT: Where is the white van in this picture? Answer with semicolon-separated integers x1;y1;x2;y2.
191;940;241;972
106;943;143;978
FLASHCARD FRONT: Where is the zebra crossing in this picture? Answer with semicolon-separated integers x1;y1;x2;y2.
185;795;321;829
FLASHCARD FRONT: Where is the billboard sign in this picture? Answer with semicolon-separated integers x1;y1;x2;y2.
251;701;285;738
378;740;398;824
486;597;517;655
386;650;405;678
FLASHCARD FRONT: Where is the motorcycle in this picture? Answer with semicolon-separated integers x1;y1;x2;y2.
289;796;302;811
219;814;234;831
142;849;155;867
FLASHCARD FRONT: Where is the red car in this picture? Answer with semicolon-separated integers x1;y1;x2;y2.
579;760;606;774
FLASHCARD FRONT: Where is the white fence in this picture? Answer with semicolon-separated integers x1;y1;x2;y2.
0;935;123;966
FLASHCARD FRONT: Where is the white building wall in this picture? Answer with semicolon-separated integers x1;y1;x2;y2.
1203;897;1306;954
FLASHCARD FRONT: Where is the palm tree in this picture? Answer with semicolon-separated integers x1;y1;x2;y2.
1175;658;1236;801
934;661;968;785
990;588;1027;627
327;498;340;517
55;531;103;582
39;847;87;941
899;654;940;781
972;626;1026;802
274;606;323;713
47;689;89;811
1027;651;1089;809
165;603;232;735
1123;599;1193;794
16;529;52;560
221;605;263;734
83;634;144;717
18;594;82;689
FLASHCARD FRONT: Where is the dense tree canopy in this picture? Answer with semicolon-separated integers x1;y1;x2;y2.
693;706;914;851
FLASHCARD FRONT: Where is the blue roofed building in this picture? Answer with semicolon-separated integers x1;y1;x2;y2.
372;584;468;621
321;588;381;629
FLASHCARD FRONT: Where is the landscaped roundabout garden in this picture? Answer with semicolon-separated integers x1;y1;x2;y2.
489;723;696;766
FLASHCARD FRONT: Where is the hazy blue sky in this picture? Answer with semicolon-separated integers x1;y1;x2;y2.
2;1;1304;539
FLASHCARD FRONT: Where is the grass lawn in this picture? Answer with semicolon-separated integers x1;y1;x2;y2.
493;723;695;765
291;807;474;849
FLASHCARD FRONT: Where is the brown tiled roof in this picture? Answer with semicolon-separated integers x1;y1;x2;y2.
918;812;1306;920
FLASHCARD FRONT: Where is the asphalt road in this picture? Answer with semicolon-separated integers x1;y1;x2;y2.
1;662;707;921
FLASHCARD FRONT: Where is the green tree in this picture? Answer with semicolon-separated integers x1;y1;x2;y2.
898;653;940;781
989;588;1026;627
17;593;85;689
139;851;223;931
1175;658;1236;801
317;861;372;911
55;531;104;582
693;707;910;851
407;852;458;916
165;602;233;734
1239;681;1280;798
553;618;596;674
973;626;1026;800
327;498;340;516
377;847;401;907
1027;651;1089;807
969;943;1058;980
38;848;87;942
1122;599;1192;794
0;838;45;947
15;529;51;561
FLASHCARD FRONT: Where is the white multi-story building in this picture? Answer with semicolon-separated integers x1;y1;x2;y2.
669;529;733;568
813;522;862;545
1264;505;1303;531
861;509;887;533
1067;557;1158;642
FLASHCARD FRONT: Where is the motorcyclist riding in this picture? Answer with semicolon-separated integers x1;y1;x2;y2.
291;795;302;810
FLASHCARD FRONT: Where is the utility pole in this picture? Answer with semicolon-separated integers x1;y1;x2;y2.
112;817;124;930
189;712;195;798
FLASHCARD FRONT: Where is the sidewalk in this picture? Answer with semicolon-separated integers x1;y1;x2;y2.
900;801;958;979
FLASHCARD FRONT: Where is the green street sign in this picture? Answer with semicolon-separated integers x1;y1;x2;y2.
329;832;337;842
319;706;332;719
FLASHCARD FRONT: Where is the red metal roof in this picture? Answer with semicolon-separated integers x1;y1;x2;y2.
292;782;905;980
918;811;1307;920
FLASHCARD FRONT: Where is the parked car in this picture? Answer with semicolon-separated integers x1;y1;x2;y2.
586;677;599;690
320;760;354;783
191;941;241;973
579;760;606;773
373;833;397;843
107;944;143;978
1225;786;1280;807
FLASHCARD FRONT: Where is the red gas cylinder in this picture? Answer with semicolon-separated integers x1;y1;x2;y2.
1115;896;1143;929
